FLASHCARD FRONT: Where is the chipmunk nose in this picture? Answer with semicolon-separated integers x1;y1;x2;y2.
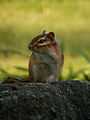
28;43;32;50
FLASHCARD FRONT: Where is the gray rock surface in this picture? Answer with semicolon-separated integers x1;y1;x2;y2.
0;80;90;120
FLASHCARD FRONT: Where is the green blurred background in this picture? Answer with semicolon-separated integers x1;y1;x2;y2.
0;0;90;80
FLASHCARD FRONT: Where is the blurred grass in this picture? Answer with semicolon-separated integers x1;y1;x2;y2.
0;55;90;81
0;0;90;80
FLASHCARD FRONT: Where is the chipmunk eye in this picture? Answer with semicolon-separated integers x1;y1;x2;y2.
38;39;44;43
39;41;43;43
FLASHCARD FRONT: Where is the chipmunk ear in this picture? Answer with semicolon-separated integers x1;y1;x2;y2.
48;32;55;38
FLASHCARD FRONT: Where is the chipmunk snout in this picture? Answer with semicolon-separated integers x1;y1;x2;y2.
28;43;32;50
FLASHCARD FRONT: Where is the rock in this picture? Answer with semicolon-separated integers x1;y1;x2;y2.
0;80;90;120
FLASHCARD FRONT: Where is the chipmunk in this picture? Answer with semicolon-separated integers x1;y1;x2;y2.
28;31;64;83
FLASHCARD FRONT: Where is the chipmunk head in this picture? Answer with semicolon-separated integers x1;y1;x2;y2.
28;30;58;54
